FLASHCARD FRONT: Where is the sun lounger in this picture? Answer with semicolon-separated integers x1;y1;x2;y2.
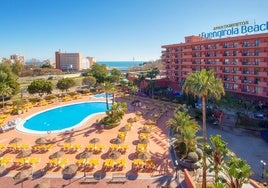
81;173;99;184
109;173;127;184
0;118;22;133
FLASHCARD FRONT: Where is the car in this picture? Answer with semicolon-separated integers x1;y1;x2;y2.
254;113;264;119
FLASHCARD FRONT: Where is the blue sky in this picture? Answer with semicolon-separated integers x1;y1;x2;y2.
0;0;267;61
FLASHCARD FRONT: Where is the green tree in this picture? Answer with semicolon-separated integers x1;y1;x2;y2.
119;79;128;96
0;83;13;109
207;135;252;188
108;68;122;83
0;63;20;96
11;60;23;76
183;69;225;188
27;79;53;97
103;81;114;109
82;76;96;88
146;68;160;98
207;135;229;180
224;157;252;188
134;72;146;93
89;64;108;84
130;84;138;102
167;109;200;157
56;78;75;92
101;102;128;125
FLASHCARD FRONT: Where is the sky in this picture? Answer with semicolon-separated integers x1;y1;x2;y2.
0;0;267;62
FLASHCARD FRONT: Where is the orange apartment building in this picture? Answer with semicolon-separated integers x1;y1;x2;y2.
55;51;82;72
161;33;268;99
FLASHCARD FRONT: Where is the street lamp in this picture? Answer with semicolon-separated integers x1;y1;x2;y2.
261;160;266;178
174;160;179;179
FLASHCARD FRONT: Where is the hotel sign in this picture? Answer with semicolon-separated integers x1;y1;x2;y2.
200;20;268;39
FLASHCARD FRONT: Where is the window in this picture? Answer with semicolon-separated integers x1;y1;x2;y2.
243;41;249;47
254;40;260;46
233;42;238;47
254;58;260;65
233;50;238;56
255;50;259;56
224;42;229;48
243;50;249;56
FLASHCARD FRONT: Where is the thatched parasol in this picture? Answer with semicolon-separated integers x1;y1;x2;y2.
136;111;143;116
138;152;150;161
16;150;32;158
140;127;151;133
119;126;130;132
9;137;22;144
89;138;100;144
62;164;78;176
110;138;123;144
79;152;92;159
35;137;49;145
33;180;50;188
64;137;75;143
139;138;149;144
0;166;5;175
108;151;121;159
145;119;155;125
49;151;65;159
13;169;32;183
127;118;135;123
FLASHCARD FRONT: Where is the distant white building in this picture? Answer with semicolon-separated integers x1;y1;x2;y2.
10;54;25;64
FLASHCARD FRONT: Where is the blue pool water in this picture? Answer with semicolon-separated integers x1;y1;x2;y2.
18;102;109;134
93;93;113;98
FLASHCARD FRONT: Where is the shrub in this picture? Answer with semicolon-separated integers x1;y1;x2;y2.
195;148;203;160
187;152;199;163
175;142;187;157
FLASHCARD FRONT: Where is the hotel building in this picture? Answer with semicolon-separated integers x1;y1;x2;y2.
55;51;82;72
162;33;268;99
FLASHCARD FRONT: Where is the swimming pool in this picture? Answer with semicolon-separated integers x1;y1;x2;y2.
16;101;110;134
93;93;113;99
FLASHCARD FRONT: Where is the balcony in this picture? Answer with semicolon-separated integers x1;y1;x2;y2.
259;42;268;47
183;55;192;59
183;48;192;52
242;70;251;75
258;82;267;87
223;70;236;74
182;68;192;72
183;61;193;65
259;72;267;77
259;62;268;67
259;52;267;57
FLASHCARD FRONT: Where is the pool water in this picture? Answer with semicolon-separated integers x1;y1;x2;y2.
18;102;110;134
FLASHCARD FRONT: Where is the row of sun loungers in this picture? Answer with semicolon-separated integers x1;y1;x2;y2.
0;118;22;133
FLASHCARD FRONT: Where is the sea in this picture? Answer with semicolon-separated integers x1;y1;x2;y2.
97;61;143;71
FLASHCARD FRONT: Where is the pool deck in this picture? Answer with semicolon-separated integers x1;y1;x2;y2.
0;95;179;188
1;94;266;187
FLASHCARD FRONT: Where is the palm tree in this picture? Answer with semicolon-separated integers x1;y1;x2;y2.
167;109;200;157
146;68;160;98
167;110;199;136
0;83;13;109
183;69;225;188
135;72;146;93
207;135;229;180
103;81;113;110
207;135;252;188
